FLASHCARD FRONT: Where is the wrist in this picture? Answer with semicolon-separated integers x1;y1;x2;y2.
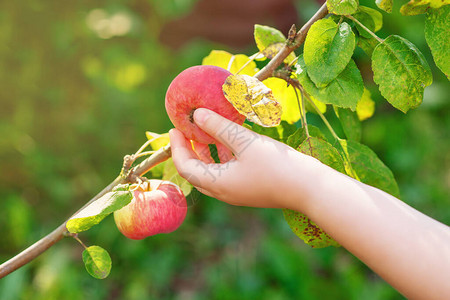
274;150;330;213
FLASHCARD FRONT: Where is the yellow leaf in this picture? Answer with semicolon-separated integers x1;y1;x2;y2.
356;88;375;121
202;50;258;76
222;75;282;127
145;132;170;150
263;77;300;124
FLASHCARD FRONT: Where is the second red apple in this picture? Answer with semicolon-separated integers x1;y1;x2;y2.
114;180;187;240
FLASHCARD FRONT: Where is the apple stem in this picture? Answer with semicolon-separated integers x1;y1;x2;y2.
188;108;196;123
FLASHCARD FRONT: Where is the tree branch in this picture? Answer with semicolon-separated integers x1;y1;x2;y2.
0;145;171;279
272;69;302;87
0;2;329;279
254;2;328;81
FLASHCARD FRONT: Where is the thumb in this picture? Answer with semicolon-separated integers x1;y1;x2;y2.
193;108;258;157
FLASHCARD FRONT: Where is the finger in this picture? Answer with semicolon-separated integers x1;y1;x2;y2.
170;129;226;190
170;129;204;187
193;108;258;157
215;142;234;162
191;141;215;164
169;128;197;161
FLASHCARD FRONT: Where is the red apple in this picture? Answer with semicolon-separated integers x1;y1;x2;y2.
114;180;187;240
165;65;245;144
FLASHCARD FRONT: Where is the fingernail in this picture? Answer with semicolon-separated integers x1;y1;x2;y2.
194;108;210;126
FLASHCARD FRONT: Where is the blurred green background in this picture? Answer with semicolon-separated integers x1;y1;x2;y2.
0;0;448;299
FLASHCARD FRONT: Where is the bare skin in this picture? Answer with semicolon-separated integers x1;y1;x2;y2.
169;108;450;300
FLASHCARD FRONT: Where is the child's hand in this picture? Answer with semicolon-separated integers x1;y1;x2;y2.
169;108;321;210
170;109;450;300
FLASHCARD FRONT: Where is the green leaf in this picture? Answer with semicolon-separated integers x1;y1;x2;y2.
304;19;356;87
353;6;383;38
296;56;363;110
208;144;221;164
254;24;286;50
356;88;375;121
242;123;253;130
304;95;327;115
162;158;193;196
335;107;361;141
400;0;449;16
299;137;346;173
283;136;345;248
372;35;433;113
66;185;133;233
252;123;280;140
357;35;380;57
149;160;166;178
277;121;298;143
222;74;282;127
361;6;383;32
252;121;297;143
339;140;400;197
254;25;296;63
283;209;340;248
376;0;393;13
82;246;112;279
286;125;326;149
327;0;359;15
425;6;450;78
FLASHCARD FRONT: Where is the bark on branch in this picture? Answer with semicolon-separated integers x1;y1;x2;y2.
254;2;328;82
0;145;171;278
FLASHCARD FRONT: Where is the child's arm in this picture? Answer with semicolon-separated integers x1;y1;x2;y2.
169;108;450;299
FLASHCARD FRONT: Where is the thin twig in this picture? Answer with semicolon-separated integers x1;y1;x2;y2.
235;52;260;75
272;71;340;140
293;86;309;137
300;89;310;137
134;151;156;159
0;144;171;278
227;56;236;72
72;235;88;249
302;89;341;141
134;136;160;157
